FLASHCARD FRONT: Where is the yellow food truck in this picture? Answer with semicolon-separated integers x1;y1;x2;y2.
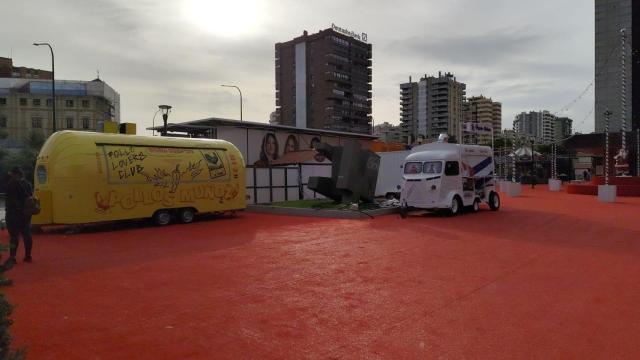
32;131;246;226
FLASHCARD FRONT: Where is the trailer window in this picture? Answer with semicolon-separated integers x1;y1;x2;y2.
404;162;422;174
444;161;459;176
36;165;47;184
423;161;442;174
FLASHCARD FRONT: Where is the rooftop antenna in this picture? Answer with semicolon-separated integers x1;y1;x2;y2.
97;69;100;80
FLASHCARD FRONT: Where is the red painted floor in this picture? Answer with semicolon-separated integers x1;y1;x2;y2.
3;186;640;359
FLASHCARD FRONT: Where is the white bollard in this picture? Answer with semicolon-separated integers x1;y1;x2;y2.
548;179;562;192
506;181;522;197
597;185;617;203
498;180;506;192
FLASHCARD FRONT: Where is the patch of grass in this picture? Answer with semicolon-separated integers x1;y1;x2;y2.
269;199;343;209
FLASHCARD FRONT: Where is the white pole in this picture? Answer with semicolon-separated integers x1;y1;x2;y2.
511;127;517;182
551;143;555;179
553;143;558;180
605;110;611;185
620;28;628;176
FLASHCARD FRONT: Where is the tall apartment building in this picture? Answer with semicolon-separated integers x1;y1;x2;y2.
398;72;466;143
275;27;372;134
553;117;573;142
462;95;502;145
399;79;418;143
0;61;120;148
594;0;639;132
513;111;556;143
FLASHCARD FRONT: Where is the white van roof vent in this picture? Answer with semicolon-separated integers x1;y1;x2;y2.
437;133;449;143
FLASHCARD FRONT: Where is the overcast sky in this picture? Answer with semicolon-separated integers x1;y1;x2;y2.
1;0;595;134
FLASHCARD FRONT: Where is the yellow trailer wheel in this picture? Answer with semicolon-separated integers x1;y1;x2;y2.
178;208;196;224
153;210;172;226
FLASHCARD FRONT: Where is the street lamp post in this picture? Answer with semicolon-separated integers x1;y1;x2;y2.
158;105;172;136
220;85;243;122
33;42;55;132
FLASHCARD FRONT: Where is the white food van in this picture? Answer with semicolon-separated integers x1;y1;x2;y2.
399;135;500;216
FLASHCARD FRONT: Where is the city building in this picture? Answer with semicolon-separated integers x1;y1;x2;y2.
594;0;639;132
373;122;403;143
0;57;52;79
398;72;466;144
553;117;573;142
399;78;418;143
275;26;372;134
0;59;120;148
462;95;502;145
513;110;556;144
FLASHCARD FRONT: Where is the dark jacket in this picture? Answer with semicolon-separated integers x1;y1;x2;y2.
5;178;32;214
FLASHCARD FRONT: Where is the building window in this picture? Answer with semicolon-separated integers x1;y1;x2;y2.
0;98;6;105
0;116;6;128
82;100;90;108
46;99;53;107
66;117;74;129
32;117;42;128
20;98;27;106
81;117;90;129
66;100;74;108
33;98;41;106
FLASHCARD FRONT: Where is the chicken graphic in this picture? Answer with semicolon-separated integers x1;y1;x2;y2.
95;192;111;213
170;164;181;193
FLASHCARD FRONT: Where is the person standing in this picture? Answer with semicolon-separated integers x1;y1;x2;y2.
3;166;33;269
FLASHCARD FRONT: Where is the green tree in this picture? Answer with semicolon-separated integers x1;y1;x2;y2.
0;130;46;187
537;144;552;155
24;131;45;150
0;284;26;359
494;137;513;149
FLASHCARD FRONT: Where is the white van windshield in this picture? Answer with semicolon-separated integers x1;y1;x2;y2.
404;162;422;174
423;161;442;174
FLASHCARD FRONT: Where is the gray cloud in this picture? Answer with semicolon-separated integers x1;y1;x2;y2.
1;0;596;134
386;27;544;66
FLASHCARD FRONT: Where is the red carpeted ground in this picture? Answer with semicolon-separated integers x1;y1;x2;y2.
3;186;640;359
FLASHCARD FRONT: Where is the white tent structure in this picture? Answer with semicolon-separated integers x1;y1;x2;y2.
509;147;542;159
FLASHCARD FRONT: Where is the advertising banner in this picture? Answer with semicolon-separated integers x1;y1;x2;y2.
464;122;493;134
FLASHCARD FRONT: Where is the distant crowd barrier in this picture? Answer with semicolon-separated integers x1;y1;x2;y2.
566;176;640;197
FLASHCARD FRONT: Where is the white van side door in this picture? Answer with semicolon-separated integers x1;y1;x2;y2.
441;161;462;207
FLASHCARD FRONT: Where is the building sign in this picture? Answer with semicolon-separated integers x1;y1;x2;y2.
331;23;368;43
464;122;493;135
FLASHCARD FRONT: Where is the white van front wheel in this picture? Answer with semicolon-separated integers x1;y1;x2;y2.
450;196;462;216
489;192;500;211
